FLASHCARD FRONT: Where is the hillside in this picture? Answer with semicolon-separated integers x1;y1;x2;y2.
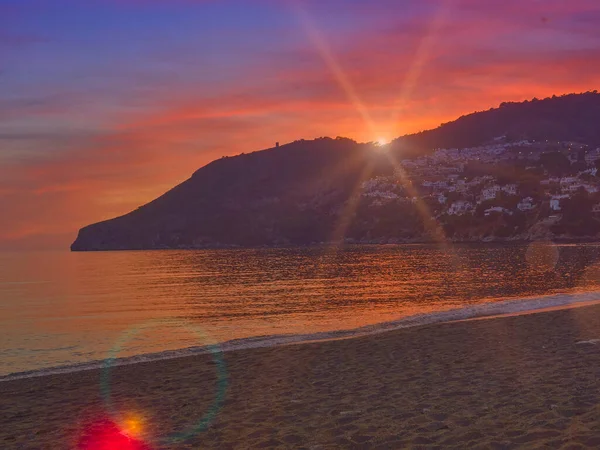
394;91;600;155
71;92;600;251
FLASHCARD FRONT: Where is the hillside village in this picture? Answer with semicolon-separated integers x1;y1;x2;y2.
361;138;600;240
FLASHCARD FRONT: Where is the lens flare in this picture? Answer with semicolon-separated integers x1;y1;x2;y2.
389;0;452;136
120;414;145;438
579;262;600;288
525;241;559;272
288;0;451;252
329;159;375;247
289;0;378;138
77;419;151;450
100;319;228;447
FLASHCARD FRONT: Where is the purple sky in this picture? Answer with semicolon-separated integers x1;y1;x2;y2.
1;0;599;249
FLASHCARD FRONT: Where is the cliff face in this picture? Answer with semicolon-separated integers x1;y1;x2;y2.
71;138;384;250
71;93;600;251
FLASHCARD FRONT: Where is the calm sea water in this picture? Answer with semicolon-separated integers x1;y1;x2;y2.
2;243;600;376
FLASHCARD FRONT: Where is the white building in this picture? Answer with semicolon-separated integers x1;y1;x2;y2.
447;200;473;216
421;180;449;189
430;181;449;190
560;177;578;185
432;148;460;161
541;177;560;185
579;168;598;177
362;177;389;192
481;185;501;201
567;184;599;194
517;197;535;211
585;148;600;164
484;206;513;216
363;191;399;199
550;195;570;211
502;184;518;195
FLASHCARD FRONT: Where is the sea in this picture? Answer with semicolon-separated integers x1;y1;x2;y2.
2;243;600;379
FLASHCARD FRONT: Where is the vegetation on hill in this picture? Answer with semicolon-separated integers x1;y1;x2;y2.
392;91;600;155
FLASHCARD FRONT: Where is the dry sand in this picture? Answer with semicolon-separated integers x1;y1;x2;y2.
3;304;600;449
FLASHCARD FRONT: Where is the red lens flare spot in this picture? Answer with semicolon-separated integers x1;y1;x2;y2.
77;419;151;450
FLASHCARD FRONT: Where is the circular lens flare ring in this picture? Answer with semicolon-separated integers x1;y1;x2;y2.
99;319;228;447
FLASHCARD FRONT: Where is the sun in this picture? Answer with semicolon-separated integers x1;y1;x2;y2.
376;137;388;146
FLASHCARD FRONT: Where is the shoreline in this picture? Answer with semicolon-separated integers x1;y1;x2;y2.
70;237;600;252
4;299;600;448
3;289;600;383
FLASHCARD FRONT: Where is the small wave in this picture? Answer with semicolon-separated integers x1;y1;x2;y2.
28;345;79;353
2;290;600;383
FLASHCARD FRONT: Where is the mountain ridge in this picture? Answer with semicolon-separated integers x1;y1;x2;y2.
71;91;600;251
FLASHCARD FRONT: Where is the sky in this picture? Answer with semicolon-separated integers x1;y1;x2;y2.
1;0;600;250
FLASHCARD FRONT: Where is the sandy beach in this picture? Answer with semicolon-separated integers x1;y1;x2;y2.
3;303;600;449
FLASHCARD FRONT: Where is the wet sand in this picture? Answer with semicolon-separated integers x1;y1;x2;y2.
3;304;600;449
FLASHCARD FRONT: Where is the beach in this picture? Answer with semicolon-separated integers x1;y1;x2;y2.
3;303;600;449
